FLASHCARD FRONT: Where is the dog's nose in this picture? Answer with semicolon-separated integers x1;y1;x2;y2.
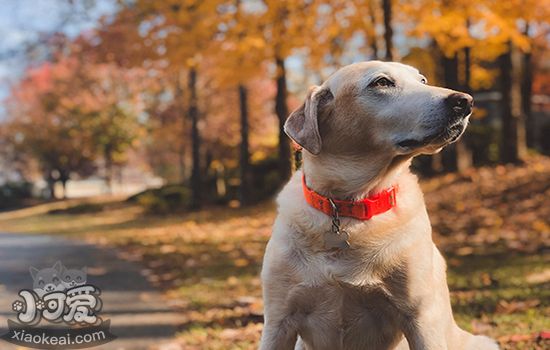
446;93;473;116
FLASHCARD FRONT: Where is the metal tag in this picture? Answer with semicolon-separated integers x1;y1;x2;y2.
325;198;350;250
324;229;350;250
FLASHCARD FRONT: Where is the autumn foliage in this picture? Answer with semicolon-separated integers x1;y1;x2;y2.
1;0;549;206
0;1;549;349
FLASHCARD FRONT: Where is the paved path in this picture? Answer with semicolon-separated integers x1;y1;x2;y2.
0;233;185;350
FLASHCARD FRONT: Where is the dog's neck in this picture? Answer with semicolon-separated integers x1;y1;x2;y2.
302;152;411;200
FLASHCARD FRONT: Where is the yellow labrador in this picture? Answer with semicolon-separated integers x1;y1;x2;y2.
260;61;498;350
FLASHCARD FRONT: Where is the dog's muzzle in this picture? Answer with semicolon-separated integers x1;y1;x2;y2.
438;92;474;143
396;92;474;151
446;92;473;120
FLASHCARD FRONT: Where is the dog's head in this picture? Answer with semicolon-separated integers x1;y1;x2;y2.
30;261;65;294
285;61;473;159
61;267;87;289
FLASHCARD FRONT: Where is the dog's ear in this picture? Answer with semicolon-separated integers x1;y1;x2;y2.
29;267;39;280
53;261;63;273
284;86;333;155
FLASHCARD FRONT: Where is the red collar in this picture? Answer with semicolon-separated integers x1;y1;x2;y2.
302;175;397;220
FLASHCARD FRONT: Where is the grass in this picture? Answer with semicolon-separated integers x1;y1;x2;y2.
0;158;549;349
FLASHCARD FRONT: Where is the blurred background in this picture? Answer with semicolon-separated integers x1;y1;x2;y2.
0;1;548;350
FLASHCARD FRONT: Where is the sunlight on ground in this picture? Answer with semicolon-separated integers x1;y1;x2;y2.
0;159;549;349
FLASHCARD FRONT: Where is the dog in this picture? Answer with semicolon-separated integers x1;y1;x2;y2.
61;266;87;289
30;261;66;297
260;61;498;350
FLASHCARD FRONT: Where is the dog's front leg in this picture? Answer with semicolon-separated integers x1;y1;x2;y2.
259;235;299;350
400;307;450;350
259;313;299;350
398;246;455;350
259;282;299;350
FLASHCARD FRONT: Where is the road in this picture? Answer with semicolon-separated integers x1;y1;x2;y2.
0;233;185;350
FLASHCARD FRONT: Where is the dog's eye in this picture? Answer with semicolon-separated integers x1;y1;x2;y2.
370;77;394;88
420;77;427;84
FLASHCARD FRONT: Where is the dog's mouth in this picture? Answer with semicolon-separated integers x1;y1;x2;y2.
397;138;428;149
397;121;467;151
433;122;466;144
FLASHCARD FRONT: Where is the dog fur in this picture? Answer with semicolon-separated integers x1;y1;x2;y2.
260;61;498;350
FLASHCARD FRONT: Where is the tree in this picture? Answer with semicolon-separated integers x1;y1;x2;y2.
58;45;147;191
5;60;97;198
259;0;320;179
234;1;253;205
521;23;535;149
485;0;549;162
498;42;525;163
348;0;381;59
5;41;146;198
399;0;542;168
440;47;473;172
92;13;190;182
382;0;394;60
125;0;223;209
400;0;477;171
188;66;201;207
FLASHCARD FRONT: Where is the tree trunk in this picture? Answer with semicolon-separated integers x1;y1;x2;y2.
238;84;250;206
61;178;68;199
514;47;528;159
382;0;393;60
275;56;291;180
178;142;186;184
188;67;202;209
498;42;525;164
521;24;535;149
464;48;471;91
443;52;459;89
367;1;379;59
437;49;472;173
104;148;113;195
441;52;459;172
46;171;56;199
457;43;473;171
49;183;56;199
176;70;186;184
204;148;218;201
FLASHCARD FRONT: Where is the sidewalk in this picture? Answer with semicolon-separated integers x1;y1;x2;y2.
0;233;185;350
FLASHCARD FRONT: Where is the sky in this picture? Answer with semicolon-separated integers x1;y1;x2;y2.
0;0;117;118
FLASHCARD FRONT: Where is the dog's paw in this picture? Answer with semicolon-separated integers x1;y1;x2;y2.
466;335;499;350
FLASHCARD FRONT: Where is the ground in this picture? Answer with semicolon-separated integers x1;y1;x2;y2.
0;157;548;350
0;233;186;350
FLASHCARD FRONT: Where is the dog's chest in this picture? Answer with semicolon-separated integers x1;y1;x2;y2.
288;283;404;350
